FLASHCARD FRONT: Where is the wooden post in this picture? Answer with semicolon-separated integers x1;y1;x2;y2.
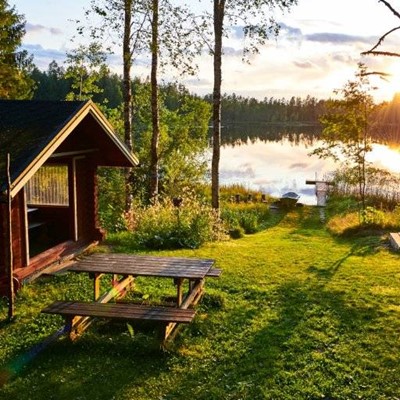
6;154;15;319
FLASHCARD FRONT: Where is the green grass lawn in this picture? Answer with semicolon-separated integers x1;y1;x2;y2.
1;207;400;399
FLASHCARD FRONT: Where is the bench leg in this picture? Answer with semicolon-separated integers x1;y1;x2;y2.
65;315;93;341
181;279;205;308
112;275;134;299
64;316;76;340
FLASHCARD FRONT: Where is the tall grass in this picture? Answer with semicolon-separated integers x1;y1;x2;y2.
329;167;400;209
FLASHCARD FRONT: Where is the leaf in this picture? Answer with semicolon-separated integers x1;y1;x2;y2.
126;323;134;338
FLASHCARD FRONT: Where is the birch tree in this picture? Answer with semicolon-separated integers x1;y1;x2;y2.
205;0;298;210
311;64;376;212
78;0;200;206
64;43;108;101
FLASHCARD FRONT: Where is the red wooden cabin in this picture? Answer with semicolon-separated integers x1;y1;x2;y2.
0;100;138;295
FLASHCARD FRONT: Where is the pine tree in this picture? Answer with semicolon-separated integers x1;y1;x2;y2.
0;0;34;99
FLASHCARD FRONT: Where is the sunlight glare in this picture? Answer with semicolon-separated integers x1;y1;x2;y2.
369;144;400;173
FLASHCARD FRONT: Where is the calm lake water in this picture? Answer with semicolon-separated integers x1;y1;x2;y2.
219;133;400;205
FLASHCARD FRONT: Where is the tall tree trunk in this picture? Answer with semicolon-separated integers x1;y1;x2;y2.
149;0;160;203
212;0;225;211
123;0;134;212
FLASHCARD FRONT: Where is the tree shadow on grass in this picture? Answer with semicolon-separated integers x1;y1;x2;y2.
0;325;172;400
0;277;391;400
158;279;385;400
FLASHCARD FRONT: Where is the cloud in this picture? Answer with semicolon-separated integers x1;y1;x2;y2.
304;32;373;44
279;22;303;40
293;60;314;69
223;46;243;57
220;163;256;179
26;23;63;36
289;163;309;169
20;44;66;68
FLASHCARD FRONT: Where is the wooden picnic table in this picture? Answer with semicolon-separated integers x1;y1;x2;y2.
42;253;221;344
68;253;219;306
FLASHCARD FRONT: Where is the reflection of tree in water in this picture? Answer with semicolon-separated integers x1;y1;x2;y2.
219;124;321;147
373;94;400;145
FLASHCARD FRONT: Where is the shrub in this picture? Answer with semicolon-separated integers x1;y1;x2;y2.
221;203;270;235
229;227;245;239
130;196;228;250
326;202;400;236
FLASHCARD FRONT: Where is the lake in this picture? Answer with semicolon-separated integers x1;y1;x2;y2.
219;133;400;205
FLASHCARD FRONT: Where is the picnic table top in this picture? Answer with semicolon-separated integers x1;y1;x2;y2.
68;253;215;279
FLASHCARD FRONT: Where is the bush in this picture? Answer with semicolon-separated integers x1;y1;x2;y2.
326;201;400;236
130;196;228;250
221;203;270;235
229;227;245;239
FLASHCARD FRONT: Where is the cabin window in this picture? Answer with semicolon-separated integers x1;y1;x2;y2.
25;165;69;206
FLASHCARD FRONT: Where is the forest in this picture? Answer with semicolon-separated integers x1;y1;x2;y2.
28;63;400;145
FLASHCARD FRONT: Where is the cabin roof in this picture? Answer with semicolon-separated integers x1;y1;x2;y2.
0;100;138;197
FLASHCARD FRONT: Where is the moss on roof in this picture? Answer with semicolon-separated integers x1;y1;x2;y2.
0;100;87;194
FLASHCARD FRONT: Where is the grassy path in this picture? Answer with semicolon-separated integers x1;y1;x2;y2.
1;207;400;399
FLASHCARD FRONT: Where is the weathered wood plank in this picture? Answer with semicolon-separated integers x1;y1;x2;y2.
206;268;222;277
68;254;215;279
66;275;135;339
42;301;195;323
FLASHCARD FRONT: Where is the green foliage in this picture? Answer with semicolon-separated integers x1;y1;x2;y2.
30;62;71;101
221;203;270;236
132;81;211;202
219;184;268;203
64;42;109;101
0;0;35;99
97;167;127;232
361;206;387;226
330;165;400;209
3;207;400;399
312;63;377;211
125;195;227;250
326;196;400;235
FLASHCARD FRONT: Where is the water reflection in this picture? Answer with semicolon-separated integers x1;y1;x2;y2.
219;131;400;205
221;124;320;147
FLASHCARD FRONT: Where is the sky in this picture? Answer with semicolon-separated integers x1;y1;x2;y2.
10;0;400;102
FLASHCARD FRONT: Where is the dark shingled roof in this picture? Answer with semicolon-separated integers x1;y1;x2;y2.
0;100;87;194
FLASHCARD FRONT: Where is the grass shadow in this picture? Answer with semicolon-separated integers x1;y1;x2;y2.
158;279;385;399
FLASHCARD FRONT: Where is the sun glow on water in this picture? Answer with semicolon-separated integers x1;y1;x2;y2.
369;144;400;174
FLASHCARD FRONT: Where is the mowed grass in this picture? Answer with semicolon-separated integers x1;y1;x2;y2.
1;207;400;399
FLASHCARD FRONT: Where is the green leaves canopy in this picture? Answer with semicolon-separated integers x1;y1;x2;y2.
0;0;34;99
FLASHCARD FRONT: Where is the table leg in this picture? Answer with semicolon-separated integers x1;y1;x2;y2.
180;279;205;309
91;273;103;301
174;278;184;307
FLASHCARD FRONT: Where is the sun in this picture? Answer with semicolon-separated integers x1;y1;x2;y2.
373;60;400;103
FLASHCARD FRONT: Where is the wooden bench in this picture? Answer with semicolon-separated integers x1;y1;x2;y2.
42;301;196;343
206;268;222;278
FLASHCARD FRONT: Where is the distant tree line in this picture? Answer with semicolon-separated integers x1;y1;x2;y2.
29;61;326;126
209;93;327;126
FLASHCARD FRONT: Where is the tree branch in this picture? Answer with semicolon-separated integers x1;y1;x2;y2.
379;0;400;19
361;25;400;55
362;50;400;58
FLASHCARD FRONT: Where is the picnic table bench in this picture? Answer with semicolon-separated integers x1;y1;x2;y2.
41;254;220;344
42;301;196;341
